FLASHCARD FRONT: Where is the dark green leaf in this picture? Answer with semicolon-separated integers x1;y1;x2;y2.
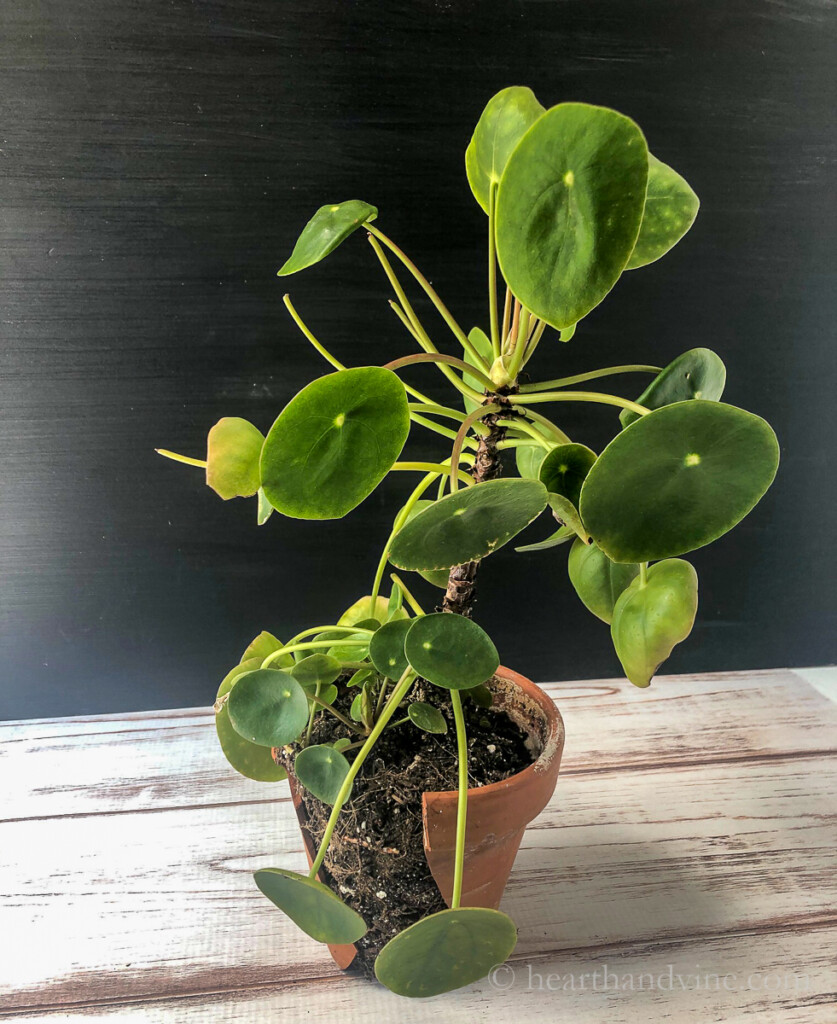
538;443;596;508
347;666;375;689
620;348;726;428
496;103;648;329
404;613;499;690
291;654;342;689
464;682;493;708
227;669;309;747
253;868;367;944
407;701;448;734
390;478;549;571
206;417;264;500
277;200;377;276
514;426;556;480
611;559;698;686
626;154;699;270
294;744;351;804
547;492;589;544
261;367;410;520
580;401;779;563
396;498;454;588
368;618;412;680
465;86;545;213
567;538;640;624
215;659;288;782
375;907;518;997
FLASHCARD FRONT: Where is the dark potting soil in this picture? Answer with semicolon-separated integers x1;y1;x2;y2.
275;679;534;978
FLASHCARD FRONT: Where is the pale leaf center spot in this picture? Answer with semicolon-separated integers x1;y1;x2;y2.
684;453;701;467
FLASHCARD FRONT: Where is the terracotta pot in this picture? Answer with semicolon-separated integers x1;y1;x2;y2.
284;666;564;970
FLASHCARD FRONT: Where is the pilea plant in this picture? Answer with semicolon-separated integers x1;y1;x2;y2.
158;88;778;997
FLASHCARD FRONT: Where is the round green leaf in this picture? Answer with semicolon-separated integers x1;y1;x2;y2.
463;327;494;413
515;522;575;553
405;613;499;690
626;154;699;271
396;499;453;588
390;478;549;571
215;659;288;782
515;425;557;480
620;348;726;428
369;618;412;680
375;907;517;998
277;200;377;276
294;744;351;804
347;666;375;689
611;559;698;687
261;367;410;520
465;86;545;213
568;538;640;624
407;701;448;734
496;103;649;329
227;669;309;747
580;401;779;563
327;632;371;662
206;417;264;500
253;868;367;944
291;654;342;690
538;443;597;508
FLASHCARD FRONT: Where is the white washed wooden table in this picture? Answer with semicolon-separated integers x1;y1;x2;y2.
2;668;835;1022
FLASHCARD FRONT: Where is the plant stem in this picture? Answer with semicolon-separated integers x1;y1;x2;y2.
450;689;469;910
450;403;502;492
512;390;651;418
307;694;364;733
389;572;427;616
488;183;501;359
495;416;553;448
519;364;662;392
521;318;547;368
392;461;474;484
505;307;531;381
155;449;206;469
384;352;495;392
501;286;512;346
261;636;371;669
639;561;648;586
308;668;416;879
365;223;488;370
375;677;390;717
282;295;346;371
510;406;572;444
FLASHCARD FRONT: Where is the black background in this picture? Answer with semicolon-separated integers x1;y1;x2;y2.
2;0;834;720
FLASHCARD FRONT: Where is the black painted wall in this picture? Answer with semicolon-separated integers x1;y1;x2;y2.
2;0;835;720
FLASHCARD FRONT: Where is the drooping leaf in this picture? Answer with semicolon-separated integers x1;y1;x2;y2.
261;367;410;520
368;618;412;680
546;492;590;544
277;200;378;276
538;443;597;508
463;327;494;413
515;523;575;553
206;417;264;500
215;659;288;782
227;669;309;747
580;401;779;563
240;630;292;667
253;868;367;944
404;613;499;690
567;538;640;624
611;559;698;686
407;701;448;734
375;907;518;998
338;594;395;626
257;487;274;525
496;103;649;329
390;478;549;571
620;348;726;428
294;744;351;804
465;86;545;214
291;654;342;690
626;154;699;271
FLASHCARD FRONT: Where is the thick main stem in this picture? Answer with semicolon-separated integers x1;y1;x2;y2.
441;403;508;617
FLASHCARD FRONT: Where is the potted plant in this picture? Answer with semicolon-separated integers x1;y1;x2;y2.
157;88;779;997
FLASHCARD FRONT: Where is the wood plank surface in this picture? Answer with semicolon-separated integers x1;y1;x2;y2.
1;669;835;1021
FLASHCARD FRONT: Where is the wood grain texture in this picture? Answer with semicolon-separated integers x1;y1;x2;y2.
1;0;835;720
1;669;835;1020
